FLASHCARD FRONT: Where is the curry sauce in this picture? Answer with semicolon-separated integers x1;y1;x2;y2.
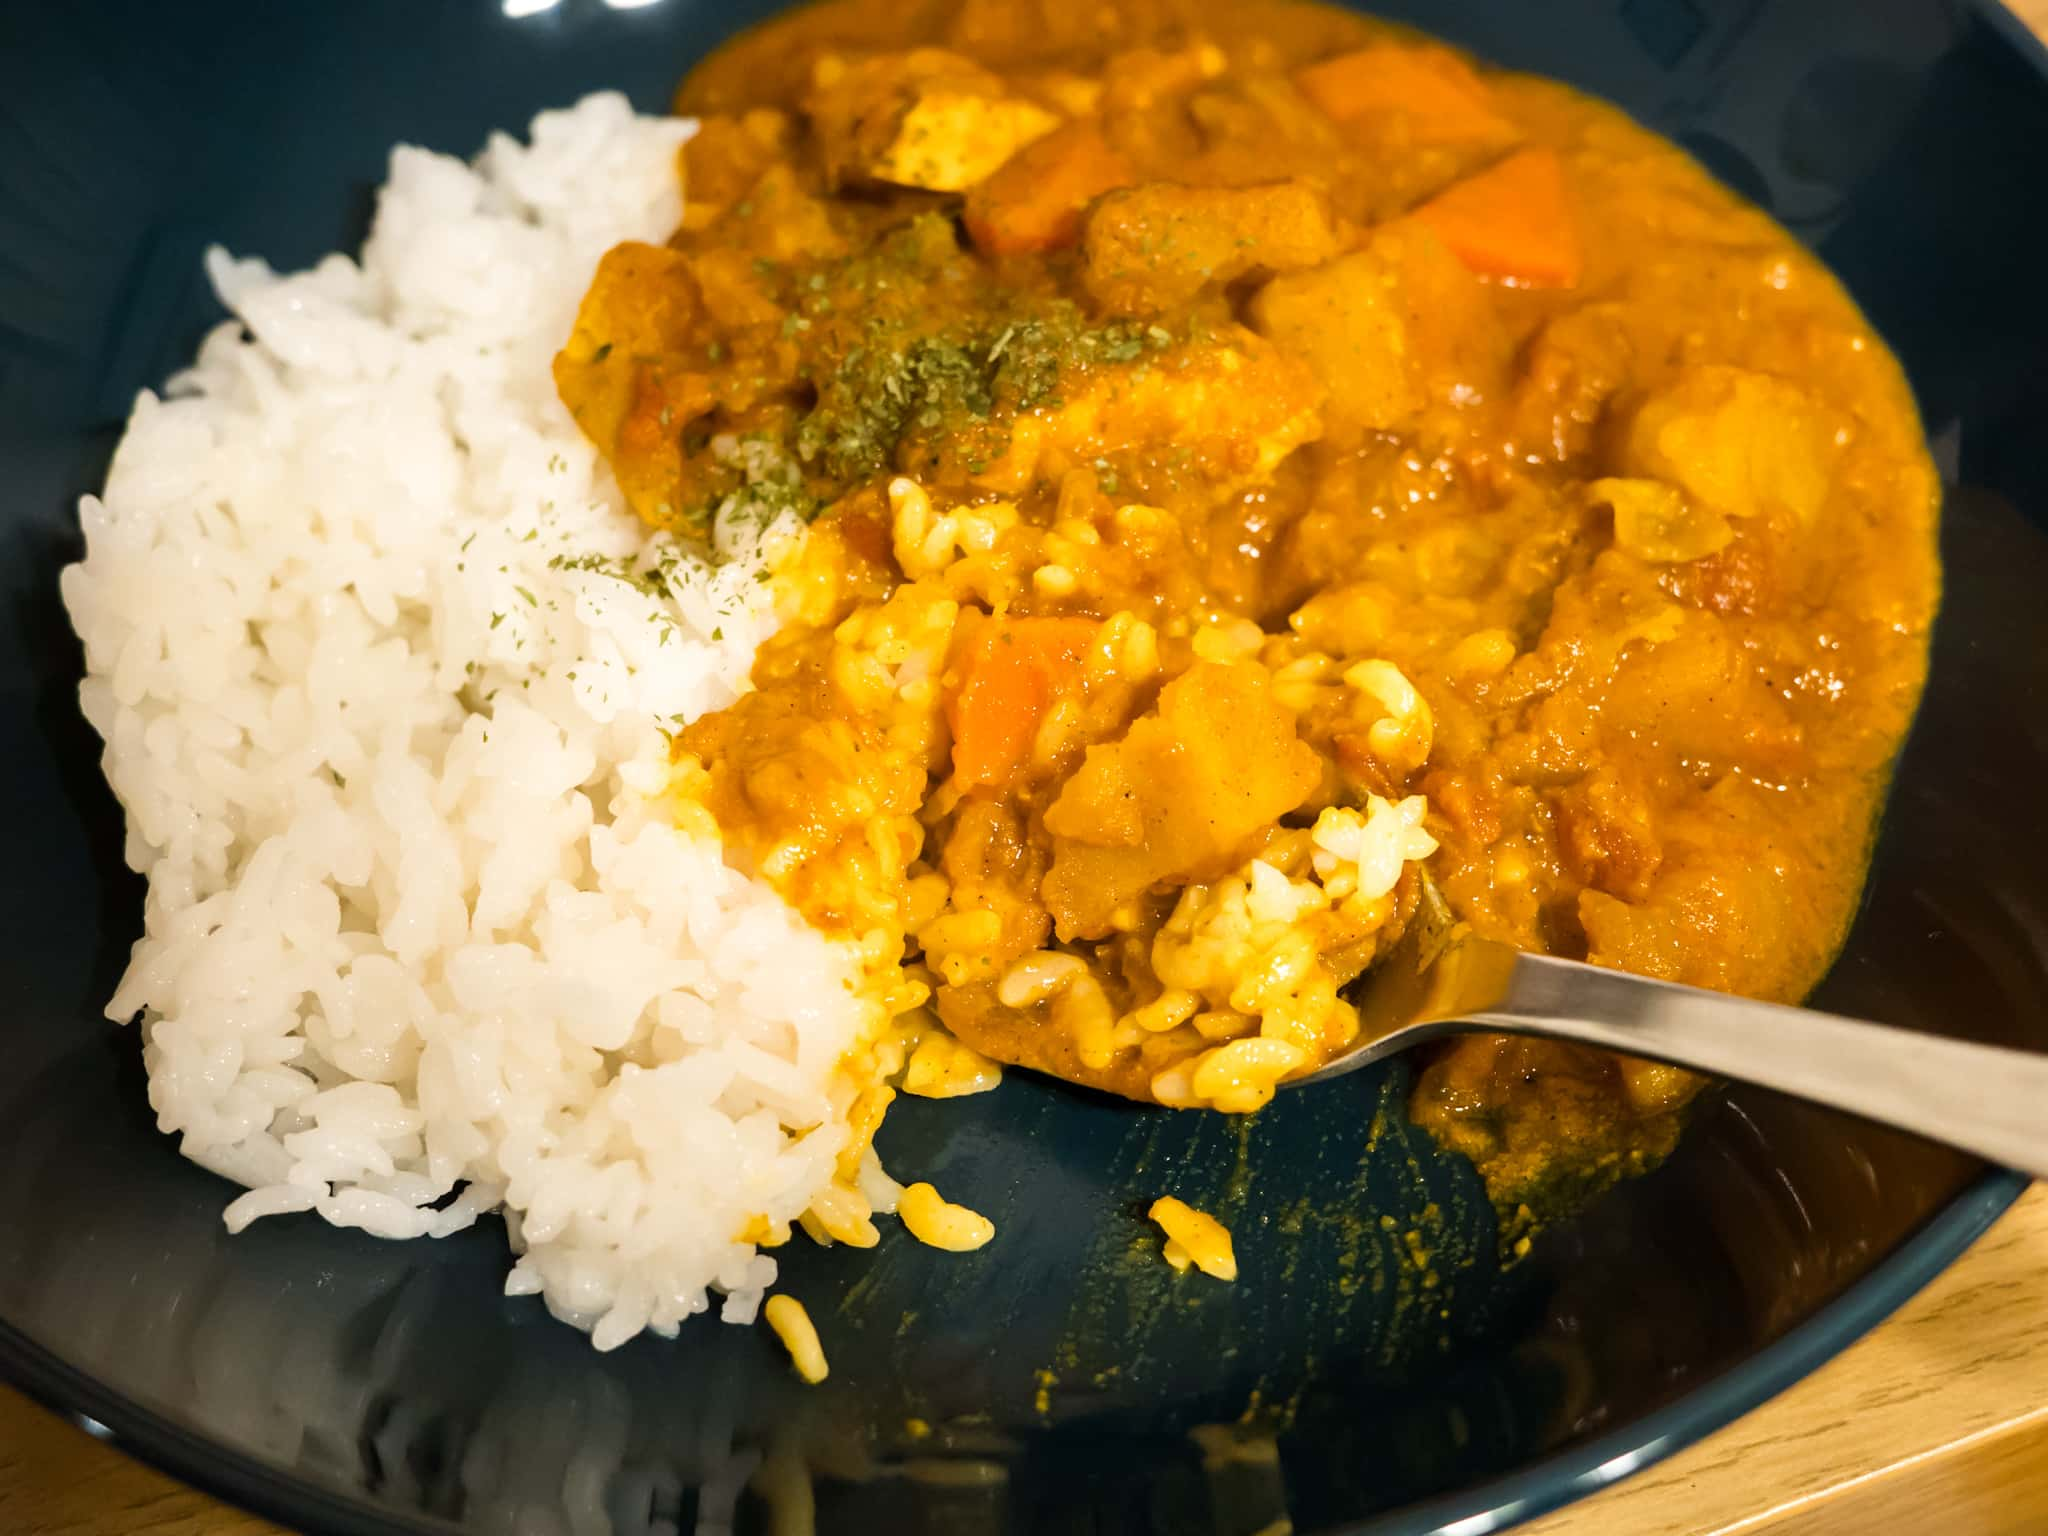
556;0;1938;1215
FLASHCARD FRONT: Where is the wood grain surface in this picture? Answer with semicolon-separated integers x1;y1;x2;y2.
7;0;2048;1530
1520;1183;2048;1536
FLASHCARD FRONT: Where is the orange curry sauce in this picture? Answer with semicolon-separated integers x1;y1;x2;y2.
555;0;1938;1215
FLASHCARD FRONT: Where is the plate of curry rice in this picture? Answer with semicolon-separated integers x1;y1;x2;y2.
3;0;2046;1532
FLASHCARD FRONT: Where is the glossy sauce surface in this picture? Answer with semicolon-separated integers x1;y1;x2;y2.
557;0;1938;1211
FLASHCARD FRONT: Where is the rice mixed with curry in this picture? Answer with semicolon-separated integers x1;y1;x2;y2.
67;0;1936;1366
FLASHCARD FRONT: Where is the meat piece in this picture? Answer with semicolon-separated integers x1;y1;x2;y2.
553;240;809;528
1509;301;1635;462
556;242;702;380
1551;765;1662;900
935;977;1159;1103
1080;181;1344;315
678;111;796;231
553;242;715;527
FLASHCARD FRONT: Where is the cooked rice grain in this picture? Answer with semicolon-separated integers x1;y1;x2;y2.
61;94;884;1349
897;1182;996;1251
763;1295;829;1383
1149;1197;1237;1281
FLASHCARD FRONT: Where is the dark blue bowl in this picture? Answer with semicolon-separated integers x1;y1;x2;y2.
4;3;2045;1533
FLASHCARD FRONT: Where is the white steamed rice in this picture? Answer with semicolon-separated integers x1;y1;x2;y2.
60;93;886;1350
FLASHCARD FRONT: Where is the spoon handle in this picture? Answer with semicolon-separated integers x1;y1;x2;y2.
1479;953;2048;1181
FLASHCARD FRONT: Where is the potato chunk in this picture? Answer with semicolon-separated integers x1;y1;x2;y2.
1080;181;1343;315
1621;365;1842;527
1041;662;1321;939
1249;250;1416;433
807;48;1058;192
678;110;796;230
553;242;715;526
1248;220;1503;438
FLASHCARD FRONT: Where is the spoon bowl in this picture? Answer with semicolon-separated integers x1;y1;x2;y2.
1297;876;2048;1181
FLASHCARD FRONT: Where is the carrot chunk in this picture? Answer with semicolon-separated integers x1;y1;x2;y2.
1294;45;1518;148
964;121;1136;256
1412;147;1581;288
946;616;1102;789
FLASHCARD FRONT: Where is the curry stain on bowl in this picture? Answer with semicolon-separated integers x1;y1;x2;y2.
833;1063;1507;1441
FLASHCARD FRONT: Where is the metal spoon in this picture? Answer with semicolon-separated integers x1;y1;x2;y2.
1293;878;2048;1180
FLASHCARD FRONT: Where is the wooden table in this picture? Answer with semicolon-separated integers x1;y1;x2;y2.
10;0;2048;1525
